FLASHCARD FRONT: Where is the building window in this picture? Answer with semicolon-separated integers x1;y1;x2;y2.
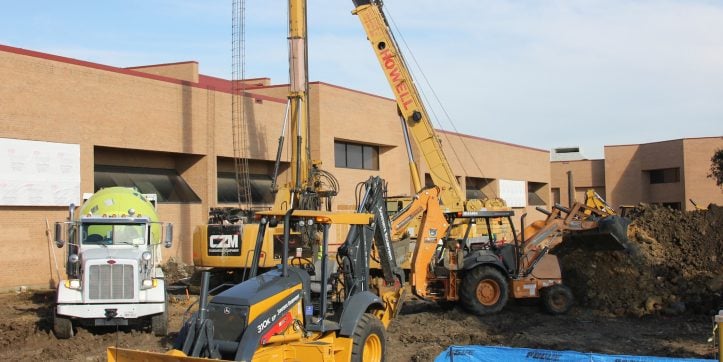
527;182;548;206
648;168;680;184
466;177;495;200
94;165;201;203
334;141;379;170
217;172;274;204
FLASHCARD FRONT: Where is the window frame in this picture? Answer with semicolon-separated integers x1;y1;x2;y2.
334;141;379;170
648;168;680;184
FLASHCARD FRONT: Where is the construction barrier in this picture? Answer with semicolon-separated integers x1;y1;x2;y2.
434;345;715;362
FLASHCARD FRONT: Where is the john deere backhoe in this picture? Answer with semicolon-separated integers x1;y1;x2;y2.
351;0;631;314
109;176;405;361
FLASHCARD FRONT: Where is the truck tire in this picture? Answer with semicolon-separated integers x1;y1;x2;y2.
351;313;385;362
460;265;509;315
53;309;74;339
541;284;574;315
151;300;169;336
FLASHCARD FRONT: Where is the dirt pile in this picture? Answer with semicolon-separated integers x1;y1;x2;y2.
161;257;196;285
560;204;723;317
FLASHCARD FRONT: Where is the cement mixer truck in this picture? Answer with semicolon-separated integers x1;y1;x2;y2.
52;187;173;339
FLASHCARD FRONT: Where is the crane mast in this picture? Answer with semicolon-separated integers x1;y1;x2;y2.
352;0;465;213
270;0;314;210
288;0;310;194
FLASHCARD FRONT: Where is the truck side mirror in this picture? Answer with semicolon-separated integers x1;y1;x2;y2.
54;222;65;248
163;223;173;248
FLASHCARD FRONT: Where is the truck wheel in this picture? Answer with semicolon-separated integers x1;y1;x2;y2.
460;265;509;315
541;284;574;315
151;310;168;336
351;313;385;362
151;305;168;336
53;310;74;339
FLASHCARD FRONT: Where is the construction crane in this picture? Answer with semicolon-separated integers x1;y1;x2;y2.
192;0;339;284
351;0;630;314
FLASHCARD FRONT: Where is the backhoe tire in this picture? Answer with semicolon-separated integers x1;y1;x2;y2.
351;313;386;362
53;309;74;339
541;284;574;315
460;265;508;315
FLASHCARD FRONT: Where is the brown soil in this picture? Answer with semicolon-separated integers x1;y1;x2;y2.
0;205;719;361
560;204;723;317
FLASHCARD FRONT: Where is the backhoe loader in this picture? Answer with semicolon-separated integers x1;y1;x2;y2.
108;177;405;361
351;0;631;314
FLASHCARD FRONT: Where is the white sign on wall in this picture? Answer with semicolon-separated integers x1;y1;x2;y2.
499;179;526;208
0;138;80;206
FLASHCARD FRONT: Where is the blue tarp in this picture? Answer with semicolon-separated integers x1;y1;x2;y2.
434;346;715;362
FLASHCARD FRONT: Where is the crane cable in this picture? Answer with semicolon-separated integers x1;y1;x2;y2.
383;5;500;199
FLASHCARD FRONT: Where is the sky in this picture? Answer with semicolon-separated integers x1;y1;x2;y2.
1;1;722;159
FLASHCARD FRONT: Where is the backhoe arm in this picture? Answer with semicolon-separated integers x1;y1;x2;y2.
339;176;402;291
392;187;450;299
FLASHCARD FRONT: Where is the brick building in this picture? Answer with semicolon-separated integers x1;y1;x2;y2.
0;44;550;290
604;137;723;210
551;137;723;212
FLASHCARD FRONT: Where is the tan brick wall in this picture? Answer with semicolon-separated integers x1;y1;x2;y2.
683;137;723;210
0;208;70;289
604;138;723;210
551;159;606;207
605;140;685;208
420;132;552;223
128;62;199;83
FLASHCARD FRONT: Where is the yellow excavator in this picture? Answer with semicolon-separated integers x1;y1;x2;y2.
351;0;630;314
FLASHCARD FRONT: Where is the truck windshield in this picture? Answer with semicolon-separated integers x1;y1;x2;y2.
82;223;147;246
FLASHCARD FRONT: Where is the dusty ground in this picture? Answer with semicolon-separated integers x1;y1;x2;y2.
0;205;719;361
0;290;716;361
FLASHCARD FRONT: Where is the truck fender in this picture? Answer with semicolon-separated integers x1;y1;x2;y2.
338;291;383;337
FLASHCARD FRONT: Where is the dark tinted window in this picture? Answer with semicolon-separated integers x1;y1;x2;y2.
217;172;274;204
649;168;680;184
334;141;379;170
94;165;200;203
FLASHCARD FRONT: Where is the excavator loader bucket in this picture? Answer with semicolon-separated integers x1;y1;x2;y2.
559;216;631;252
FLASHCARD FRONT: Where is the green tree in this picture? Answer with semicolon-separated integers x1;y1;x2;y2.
709;148;723;188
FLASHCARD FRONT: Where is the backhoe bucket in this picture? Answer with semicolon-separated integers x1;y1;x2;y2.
560;216;631;252
107;347;204;362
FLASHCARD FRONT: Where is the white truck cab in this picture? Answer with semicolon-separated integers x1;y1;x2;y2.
53;187;173;339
